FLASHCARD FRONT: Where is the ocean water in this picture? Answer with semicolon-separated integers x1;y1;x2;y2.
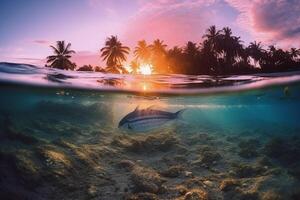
0;62;300;200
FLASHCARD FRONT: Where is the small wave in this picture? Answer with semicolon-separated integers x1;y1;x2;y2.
0;62;300;95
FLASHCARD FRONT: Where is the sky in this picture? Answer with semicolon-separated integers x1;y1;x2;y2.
0;0;300;66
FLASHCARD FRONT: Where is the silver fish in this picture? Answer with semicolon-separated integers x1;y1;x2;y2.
118;106;185;131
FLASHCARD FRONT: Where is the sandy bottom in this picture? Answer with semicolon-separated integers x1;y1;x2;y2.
0;105;300;200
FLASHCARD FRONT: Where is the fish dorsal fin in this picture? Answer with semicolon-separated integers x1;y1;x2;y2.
146;105;156;110
134;105;140;112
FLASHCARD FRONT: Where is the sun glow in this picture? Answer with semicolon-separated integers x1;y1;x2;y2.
124;63;132;73
138;64;153;75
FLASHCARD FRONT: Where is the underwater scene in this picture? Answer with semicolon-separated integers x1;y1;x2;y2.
1;63;300;200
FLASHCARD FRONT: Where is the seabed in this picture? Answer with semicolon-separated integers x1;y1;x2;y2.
1;98;300;200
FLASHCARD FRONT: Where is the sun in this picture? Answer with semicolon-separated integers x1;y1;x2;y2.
138;64;153;75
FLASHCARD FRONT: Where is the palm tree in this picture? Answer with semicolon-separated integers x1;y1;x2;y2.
167;46;185;74
150;39;167;56
218;27;245;72
77;65;94;71
100;35;130;73
183;42;200;74
290;48;300;61
130;60;140;74
94;66;106;72
260;45;292;71
203;25;222;53
234;47;252;72
167;46;183;63
184;42;199;56
168;46;183;56
248;41;264;68
46;41;76;70
231;36;244;60
221;27;234;66
149;39;168;73
223;27;232;37
202;26;222;74
134;40;151;63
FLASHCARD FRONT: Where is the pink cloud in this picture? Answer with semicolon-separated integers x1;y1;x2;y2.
123;0;217;47
33;40;50;45
15;57;43;61
225;0;300;47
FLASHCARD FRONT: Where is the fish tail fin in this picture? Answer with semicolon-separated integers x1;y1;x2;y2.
175;109;186;120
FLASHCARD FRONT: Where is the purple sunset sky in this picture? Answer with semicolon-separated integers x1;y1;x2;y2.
0;0;299;66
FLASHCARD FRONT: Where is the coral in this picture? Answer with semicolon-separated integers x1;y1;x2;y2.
257;156;273;167
201;151;222;165
130;165;166;194
161;154;188;166
125;192;159;200
264;136;300;179
121;133;179;153
234;190;259;200
118;159;135;170
231;163;265;178
35;145;73;178
219;179;240;191
183;178;204;189
186;133;213;145
183;189;208;200
264;136;300;165
160;165;185;178
193;149;222;167
203;180;213;187
261;190;282;200
238;138;260;159
174;185;188;196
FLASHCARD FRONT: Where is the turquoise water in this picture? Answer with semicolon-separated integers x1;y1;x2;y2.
1;83;300;137
1;63;300;199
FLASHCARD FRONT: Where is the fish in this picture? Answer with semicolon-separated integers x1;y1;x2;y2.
118;106;185;131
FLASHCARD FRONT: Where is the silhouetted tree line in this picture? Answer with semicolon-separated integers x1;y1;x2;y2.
77;65;106;72
46;26;300;75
